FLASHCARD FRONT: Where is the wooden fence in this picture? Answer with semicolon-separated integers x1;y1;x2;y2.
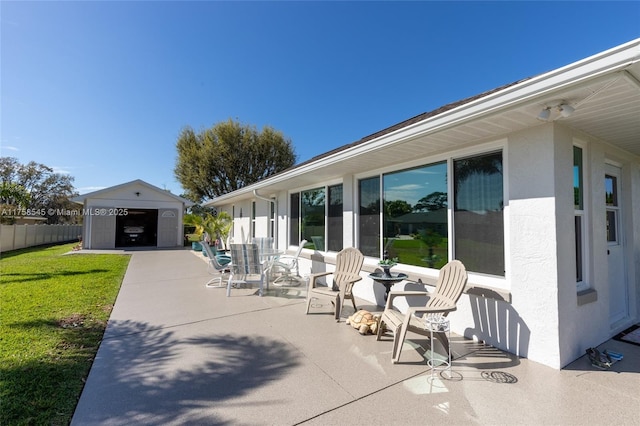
0;224;82;252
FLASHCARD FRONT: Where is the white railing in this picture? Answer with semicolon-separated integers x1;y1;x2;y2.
0;224;83;252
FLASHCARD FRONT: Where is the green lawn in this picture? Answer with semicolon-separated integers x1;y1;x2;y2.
388;238;449;269
0;243;130;425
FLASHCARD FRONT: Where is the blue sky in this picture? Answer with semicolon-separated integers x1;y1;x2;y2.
2;1;639;197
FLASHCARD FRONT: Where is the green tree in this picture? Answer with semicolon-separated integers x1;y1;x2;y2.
0;157;77;224
174;119;297;202
0;182;31;207
414;191;447;212
384;199;412;217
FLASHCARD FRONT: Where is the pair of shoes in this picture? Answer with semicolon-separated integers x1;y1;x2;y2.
603;349;623;362
586;347;612;369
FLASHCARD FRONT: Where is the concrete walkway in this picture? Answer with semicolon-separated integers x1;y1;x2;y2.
72;248;639;425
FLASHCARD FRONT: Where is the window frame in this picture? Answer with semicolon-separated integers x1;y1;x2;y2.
289;182;343;251
452;150;505;276
574;143;589;292
251;201;256;239
354;145;506;277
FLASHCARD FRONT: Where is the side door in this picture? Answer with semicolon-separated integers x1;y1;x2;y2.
605;164;628;326
157;209;178;248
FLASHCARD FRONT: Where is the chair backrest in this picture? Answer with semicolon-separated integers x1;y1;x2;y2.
201;241;216;258
292;239;308;259
332;247;364;291
202;242;230;270
310;236;324;251
252;237;273;248
208;252;229;271
426;259;468;316
230;243;262;276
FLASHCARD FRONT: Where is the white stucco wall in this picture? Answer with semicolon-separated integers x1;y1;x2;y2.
215;124;640;369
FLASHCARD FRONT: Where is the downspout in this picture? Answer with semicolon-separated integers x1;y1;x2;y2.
253;189;275;204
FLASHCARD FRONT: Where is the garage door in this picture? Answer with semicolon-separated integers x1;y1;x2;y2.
91;209;116;249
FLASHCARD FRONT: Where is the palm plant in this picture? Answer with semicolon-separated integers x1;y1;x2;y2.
183;213;207;242
203;211;233;249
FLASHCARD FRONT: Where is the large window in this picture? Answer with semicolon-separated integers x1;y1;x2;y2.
382;162;448;268
358;177;380;257
289;193;299;246
453;152;504;276
327;184;344;252
302;188;325;250
357;153;504;275
289;185;343;251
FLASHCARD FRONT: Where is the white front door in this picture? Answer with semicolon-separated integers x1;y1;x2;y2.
605;164;628;326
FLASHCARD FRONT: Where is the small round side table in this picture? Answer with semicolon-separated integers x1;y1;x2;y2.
424;315;451;379
368;272;408;301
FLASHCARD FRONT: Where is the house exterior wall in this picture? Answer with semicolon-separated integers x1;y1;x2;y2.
470;125;561;366
229;200;252;244
214;123;639;369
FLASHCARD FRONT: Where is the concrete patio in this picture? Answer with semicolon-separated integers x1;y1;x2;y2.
72;248;639;425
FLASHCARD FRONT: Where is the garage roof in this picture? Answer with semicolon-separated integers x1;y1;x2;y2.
72;179;193;206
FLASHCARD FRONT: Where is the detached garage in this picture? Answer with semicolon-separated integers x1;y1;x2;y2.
72;179;192;249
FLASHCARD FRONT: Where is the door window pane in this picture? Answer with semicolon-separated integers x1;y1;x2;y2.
454;152;504;276
574;146;583;210
358;176;380;257
606;210;617;243
605;175;617;206
575;216;583;282
383;162;448;268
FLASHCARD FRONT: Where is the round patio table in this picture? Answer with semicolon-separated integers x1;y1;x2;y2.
259;249;284;289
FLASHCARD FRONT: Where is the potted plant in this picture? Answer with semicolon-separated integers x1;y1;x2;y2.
378;251;399;277
183;213;206;251
206;211;232;251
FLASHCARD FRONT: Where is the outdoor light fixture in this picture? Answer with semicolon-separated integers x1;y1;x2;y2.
135;191;141;197
537;108;551;121
558;104;575;117
537;100;575;122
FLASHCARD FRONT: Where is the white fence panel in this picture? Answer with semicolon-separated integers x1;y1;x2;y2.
0;224;82;252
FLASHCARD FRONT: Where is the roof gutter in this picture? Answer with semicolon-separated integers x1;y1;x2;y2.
253;189;275;204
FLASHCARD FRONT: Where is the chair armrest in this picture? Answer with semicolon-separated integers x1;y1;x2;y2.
271;256;297;267
385;290;431;310
308;271;333;288
274;255;296;262
407;305;457;316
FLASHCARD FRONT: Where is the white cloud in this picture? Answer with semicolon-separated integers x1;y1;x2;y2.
52;166;73;175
